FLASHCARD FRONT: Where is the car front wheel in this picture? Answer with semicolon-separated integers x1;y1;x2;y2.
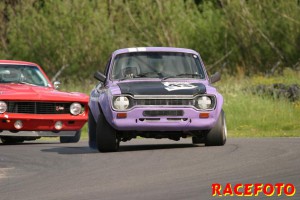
88;109;97;149
205;110;227;146
60;130;81;143
96;110;119;152
0;137;24;144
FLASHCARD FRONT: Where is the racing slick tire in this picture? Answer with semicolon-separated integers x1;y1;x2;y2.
96;110;119;152
88;109;97;149
205;110;227;146
0;137;24;144
60;130;81;143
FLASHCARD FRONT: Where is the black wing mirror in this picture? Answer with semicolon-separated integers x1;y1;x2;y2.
209;72;221;84
94;71;106;82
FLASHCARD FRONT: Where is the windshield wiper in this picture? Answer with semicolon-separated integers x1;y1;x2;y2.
162;73;203;80
135;72;162;77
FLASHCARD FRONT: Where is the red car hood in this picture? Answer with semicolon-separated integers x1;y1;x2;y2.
0;84;89;103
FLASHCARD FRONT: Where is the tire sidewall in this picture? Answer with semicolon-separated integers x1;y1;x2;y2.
205;110;227;146
60;130;81;143
88;110;97;148
96;110;119;152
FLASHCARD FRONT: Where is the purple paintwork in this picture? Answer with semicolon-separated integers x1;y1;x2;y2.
89;47;225;147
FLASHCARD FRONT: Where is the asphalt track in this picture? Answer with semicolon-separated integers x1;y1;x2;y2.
0;138;299;200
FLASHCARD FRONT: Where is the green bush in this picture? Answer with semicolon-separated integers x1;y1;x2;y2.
0;0;300;80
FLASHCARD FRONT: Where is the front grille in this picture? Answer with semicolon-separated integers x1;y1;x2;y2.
135;99;193;106
143;110;184;117
6;102;71;114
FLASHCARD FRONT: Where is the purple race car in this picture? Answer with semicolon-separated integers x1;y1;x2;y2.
88;47;227;152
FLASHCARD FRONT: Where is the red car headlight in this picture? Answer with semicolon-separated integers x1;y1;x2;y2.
70;102;83;115
0;101;7;113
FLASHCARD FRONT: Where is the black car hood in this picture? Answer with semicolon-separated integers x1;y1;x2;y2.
117;81;206;96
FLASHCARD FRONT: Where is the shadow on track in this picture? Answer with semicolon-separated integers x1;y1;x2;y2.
41;146;98;154
119;143;201;152
0;142;58;146
41;143;202;155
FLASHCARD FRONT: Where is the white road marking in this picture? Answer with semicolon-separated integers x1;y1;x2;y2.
0;167;14;179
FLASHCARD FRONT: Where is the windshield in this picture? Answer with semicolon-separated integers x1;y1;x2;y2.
0;65;50;87
111;52;206;80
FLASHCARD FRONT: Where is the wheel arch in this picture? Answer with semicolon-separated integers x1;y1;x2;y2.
89;92;114;126
211;92;224;127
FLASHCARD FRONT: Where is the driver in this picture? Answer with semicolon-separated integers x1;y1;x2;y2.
121;60;140;79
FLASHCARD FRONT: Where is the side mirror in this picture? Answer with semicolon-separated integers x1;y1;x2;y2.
53;81;61;89
209;72;221;84
94;71;106;82
95;82;103;92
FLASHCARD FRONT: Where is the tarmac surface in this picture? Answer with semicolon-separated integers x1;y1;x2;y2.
0;138;299;200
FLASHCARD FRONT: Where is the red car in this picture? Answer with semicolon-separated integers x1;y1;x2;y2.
0;60;89;144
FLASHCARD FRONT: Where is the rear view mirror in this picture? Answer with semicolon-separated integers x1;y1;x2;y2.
209;72;221;84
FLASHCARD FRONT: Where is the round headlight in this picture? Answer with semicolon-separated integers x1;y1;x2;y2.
14;120;23;129
54;121;63;130
113;96;130;110
70;103;82;115
0;101;7;114
197;96;212;109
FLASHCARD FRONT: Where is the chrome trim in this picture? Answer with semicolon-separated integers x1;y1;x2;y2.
0;130;77;137
111;94;217;111
133;95;194;99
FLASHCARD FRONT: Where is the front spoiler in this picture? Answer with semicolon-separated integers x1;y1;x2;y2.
0;130;77;137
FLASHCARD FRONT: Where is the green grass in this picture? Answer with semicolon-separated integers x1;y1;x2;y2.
216;69;300;137
60;69;300;138
223;92;300;137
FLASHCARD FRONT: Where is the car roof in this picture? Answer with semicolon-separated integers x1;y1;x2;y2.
112;47;199;56
0;60;39;66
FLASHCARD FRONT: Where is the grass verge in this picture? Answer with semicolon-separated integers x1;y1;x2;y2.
217;69;300;137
